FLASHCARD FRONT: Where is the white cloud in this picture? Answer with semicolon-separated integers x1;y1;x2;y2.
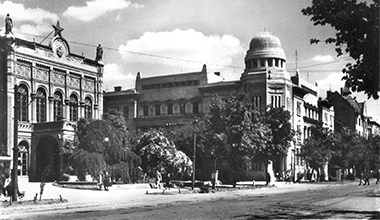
104;63;134;81
311;55;334;63
63;0;144;22
0;1;59;38
118;29;245;73
318;72;345;97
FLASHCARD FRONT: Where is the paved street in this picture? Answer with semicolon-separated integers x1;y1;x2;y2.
1;179;379;219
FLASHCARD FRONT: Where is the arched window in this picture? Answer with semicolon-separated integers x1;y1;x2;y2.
36;88;46;123
53;91;63;121
84;97;92;119
18;141;29;176
18;84;28;122
69;94;78;121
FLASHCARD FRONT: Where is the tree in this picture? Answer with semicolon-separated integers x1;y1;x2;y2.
299;123;334;180
133;130;193;179
207;94;272;185
66;110;141;183
260;107;294;165
302;0;379;99
160;118;211;180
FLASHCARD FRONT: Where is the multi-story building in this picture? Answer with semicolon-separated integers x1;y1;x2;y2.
0;17;104;181
105;31;335;182
327;87;368;136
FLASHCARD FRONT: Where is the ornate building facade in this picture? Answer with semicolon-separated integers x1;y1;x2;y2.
0;18;104;181
104;31;334;182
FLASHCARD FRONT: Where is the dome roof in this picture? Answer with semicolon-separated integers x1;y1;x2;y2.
245;31;286;61
249;31;282;50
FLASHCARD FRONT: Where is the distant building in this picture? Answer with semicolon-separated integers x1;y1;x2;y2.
327;86;368;137
0;17;104;181
105;31;333;182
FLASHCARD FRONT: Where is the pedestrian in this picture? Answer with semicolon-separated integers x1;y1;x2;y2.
156;170;162;189
98;172;103;190
165;173;171;190
358;172;364;186
266;172;271;186
103;171;110;191
363;172;370;186
376;169;380;184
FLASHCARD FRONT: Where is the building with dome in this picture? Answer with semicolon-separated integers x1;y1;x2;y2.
104;31;334;182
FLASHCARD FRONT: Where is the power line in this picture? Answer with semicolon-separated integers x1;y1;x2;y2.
14;30;245;70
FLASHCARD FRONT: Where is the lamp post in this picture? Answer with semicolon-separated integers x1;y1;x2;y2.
12;84;19;202
192;118;197;191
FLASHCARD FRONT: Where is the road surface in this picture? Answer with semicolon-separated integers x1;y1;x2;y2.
3;181;380;219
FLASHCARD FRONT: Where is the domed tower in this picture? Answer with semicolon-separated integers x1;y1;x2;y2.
240;31;292;112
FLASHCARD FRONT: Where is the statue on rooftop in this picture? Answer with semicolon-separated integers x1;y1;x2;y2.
5;14;13;35
96;44;103;62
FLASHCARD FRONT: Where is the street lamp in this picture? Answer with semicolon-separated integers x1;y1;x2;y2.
192;118;198;191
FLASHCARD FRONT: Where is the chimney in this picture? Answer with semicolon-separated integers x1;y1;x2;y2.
114;86;122;92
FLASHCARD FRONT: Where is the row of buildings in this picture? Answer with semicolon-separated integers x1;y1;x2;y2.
0;17;378;182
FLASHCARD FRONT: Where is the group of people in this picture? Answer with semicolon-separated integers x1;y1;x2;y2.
358;170;380;186
98;170;111;191
154;170;171;189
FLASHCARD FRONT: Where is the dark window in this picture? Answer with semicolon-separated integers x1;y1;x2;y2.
123;106;129;120
167;103;173;115
180;103;186;114
69;94;78;121
143;105;149;117
36;88;46;123
155;104;161;116
18;84;28;122
192;101;199;114
53;91;63;121
260;59;265;67
84;97;92;119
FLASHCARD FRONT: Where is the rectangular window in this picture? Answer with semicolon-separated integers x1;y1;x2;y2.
155;104;161;116
123;106;129;120
296;102;301;116
143;105;149;117
271;95;281;108
180;103;186;114
252;96;261;109
192;101;199;114
324;112;328;124
167;103;173;115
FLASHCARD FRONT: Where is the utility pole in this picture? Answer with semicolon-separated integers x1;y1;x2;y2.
12;84;19;202
192;131;196;190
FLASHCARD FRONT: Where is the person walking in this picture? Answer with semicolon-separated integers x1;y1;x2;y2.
165;173;171;190
376;169;380;184
156;170;162;189
103;171;110;191
358;172;365;186
363;172;370;186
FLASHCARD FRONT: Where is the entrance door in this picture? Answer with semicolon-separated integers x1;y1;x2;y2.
36;136;59;182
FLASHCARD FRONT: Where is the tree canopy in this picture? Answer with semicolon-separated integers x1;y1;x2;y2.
133;130;193;179
302;0;379;99
206;94;293;184
64;110;141;183
299;123;335;173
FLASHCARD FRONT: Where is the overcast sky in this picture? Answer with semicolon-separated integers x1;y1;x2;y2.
0;0;379;122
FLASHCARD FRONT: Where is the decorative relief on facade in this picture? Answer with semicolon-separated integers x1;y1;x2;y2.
15;63;31;78
68;76;80;87
51;72;65;85
83;78;95;90
34;67;49;82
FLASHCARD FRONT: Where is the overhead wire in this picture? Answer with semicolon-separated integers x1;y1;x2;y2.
12;30;355;72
